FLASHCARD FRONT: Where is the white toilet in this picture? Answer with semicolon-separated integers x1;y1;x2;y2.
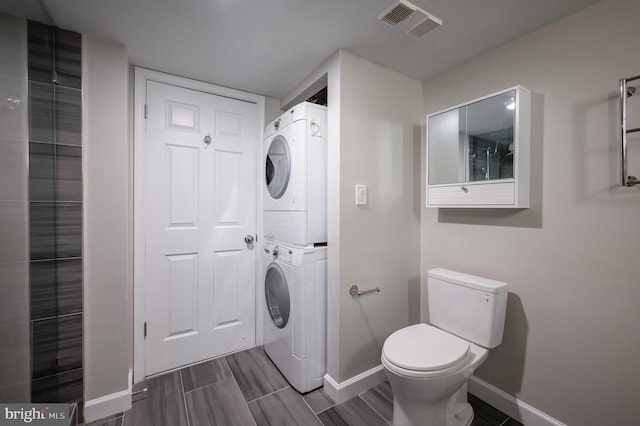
381;268;508;426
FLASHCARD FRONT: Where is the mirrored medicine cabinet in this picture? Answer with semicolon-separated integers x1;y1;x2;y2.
426;86;531;208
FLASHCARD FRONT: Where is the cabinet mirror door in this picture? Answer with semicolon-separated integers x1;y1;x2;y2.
428;89;516;185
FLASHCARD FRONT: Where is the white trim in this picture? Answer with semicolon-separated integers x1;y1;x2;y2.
132;67;146;384
468;376;567;426
83;388;131;423
132;67;265;382
323;364;387;404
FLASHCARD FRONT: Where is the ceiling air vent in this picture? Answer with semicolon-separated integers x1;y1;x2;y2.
407;16;442;38
380;1;415;26
379;0;442;39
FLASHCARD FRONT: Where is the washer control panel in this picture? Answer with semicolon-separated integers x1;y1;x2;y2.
263;243;293;262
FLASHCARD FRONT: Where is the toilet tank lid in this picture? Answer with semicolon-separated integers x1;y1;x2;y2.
428;268;508;294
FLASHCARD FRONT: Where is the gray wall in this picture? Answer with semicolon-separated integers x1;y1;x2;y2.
337;51;422;381
421;0;640;424
0;13;29;402
264;96;283;125
83;35;131;403
281;50;422;384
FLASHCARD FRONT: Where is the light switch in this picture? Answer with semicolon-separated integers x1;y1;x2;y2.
355;184;368;206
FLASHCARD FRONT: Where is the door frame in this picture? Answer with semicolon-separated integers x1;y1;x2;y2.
133;67;265;382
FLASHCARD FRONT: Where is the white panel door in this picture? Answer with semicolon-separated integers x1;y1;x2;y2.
145;81;257;375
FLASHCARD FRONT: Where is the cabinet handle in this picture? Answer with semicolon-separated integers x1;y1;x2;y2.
461;186;469;193
620;76;640;186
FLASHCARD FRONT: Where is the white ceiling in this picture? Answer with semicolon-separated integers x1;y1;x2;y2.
2;0;599;99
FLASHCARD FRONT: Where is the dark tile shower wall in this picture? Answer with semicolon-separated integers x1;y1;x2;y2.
27;20;83;412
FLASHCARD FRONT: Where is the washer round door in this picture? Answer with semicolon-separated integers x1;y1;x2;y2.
265;135;291;200
264;263;290;329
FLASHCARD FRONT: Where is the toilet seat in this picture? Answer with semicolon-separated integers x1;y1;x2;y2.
382;324;472;378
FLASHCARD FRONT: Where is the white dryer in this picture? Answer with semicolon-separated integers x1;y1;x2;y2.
262;241;327;393
264;102;327;246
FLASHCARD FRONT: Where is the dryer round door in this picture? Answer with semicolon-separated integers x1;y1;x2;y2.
264;263;290;329
265;134;291;200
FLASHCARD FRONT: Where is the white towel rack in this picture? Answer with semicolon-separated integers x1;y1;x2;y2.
620;75;640;187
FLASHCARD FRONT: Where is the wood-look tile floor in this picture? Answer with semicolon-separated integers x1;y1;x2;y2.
84;347;523;426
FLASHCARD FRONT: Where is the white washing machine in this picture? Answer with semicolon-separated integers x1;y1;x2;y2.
264;102;327;246
262;241;327;393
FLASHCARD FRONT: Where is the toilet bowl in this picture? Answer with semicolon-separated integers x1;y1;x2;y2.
381;268;508;426
381;323;488;426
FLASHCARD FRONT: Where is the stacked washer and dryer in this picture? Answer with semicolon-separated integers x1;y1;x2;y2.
262;102;328;393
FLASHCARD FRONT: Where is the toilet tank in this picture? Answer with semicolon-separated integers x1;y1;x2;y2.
427;268;508;348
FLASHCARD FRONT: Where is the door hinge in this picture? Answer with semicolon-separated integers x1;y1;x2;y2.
144;104;148;119
144;322;147;339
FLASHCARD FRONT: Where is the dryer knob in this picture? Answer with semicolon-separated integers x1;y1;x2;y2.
273;246;279;258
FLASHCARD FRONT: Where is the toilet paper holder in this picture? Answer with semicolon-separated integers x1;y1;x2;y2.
349;284;380;297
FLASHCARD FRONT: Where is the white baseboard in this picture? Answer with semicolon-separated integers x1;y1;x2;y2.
84;388;131;422
468;376;567;426
84;369;133;422
323;365;387;404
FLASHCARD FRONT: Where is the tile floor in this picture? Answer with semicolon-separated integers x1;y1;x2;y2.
84;347;523;426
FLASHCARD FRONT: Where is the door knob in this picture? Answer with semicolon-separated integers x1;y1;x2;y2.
244;235;255;244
